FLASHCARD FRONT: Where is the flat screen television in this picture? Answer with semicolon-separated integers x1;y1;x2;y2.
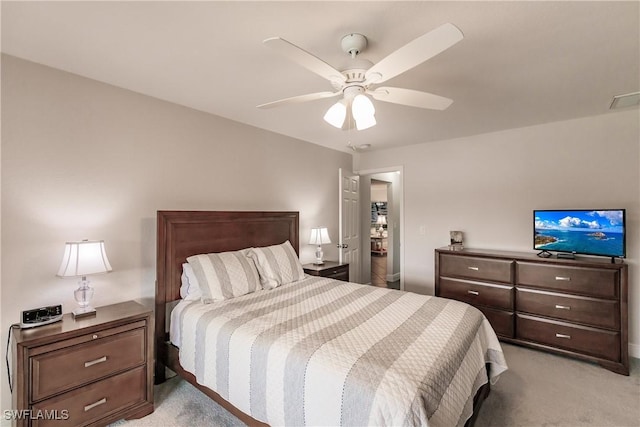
533;209;626;260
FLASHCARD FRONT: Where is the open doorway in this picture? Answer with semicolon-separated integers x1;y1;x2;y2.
357;168;403;290
370;180;399;289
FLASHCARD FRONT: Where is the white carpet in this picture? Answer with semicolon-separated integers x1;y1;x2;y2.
112;343;640;427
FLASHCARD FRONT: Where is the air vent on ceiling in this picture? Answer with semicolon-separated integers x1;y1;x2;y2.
609;91;640;109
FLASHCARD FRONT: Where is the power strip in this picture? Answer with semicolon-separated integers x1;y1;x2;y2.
20;305;63;329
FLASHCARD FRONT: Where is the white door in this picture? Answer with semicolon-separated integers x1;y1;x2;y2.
339;168;360;283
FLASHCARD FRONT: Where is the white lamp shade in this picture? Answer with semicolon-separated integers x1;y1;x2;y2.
376;215;387;225
323;101;347;128
309;227;331;245
57;240;113;277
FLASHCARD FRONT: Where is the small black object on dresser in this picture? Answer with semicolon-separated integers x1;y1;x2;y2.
435;247;628;375
303;261;350;282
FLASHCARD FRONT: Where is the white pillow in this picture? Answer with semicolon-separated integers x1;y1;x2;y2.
247;240;305;289
180;263;202;301
186;250;261;303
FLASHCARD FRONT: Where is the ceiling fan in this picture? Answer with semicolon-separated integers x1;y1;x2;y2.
257;23;464;131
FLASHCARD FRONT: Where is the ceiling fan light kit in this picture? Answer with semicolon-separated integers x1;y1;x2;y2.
259;23;464;133
323;101;347;128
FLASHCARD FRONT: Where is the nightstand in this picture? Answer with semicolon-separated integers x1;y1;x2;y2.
11;301;154;426
303;261;350;282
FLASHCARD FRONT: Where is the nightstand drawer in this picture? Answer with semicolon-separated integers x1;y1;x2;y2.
31;327;146;402
303;262;349;282
324;268;349;281
32;366;146;427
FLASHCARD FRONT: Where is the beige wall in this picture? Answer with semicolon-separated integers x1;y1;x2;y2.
0;55;352;416
354;109;640;357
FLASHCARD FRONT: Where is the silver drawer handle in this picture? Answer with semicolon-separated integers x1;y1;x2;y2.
84;356;107;368
467;290;479;295
467;266;479;271
84;398;107;412
555;276;571;281
555;304;571;310
555;333;571;339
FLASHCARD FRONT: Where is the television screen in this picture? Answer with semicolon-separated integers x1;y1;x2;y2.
533;209;626;258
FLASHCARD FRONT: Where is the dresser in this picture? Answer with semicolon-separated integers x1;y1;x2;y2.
11;301;154;426
435;248;628;375
303;261;350;282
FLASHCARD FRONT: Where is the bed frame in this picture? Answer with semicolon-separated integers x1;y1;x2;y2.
155;210;489;426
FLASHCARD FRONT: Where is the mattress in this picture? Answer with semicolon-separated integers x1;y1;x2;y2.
170;276;507;426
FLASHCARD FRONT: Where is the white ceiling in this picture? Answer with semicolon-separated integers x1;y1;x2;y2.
2;1;639;153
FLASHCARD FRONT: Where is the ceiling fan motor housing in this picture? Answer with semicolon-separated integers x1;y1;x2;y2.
341;33;367;58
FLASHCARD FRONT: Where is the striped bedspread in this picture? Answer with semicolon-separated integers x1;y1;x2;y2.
172;276;508;426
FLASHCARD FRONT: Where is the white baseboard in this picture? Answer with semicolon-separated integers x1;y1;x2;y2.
629;342;640;359
386;272;400;282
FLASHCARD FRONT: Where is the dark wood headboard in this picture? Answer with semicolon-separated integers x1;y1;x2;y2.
156;211;299;305
155;210;299;343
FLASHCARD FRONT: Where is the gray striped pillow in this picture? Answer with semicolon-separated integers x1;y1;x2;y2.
186;250;260;303
247;240;305;289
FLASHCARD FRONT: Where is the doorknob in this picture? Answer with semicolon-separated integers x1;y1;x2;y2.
337;244;349;249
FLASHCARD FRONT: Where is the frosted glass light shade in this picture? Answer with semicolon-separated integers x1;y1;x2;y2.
323;102;347;128
355;114;376;130
352;94;375;119
352;94;376;130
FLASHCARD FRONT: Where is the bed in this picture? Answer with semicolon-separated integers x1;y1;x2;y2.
155;210;507;426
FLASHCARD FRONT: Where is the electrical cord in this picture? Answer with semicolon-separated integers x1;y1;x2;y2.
6;323;20;393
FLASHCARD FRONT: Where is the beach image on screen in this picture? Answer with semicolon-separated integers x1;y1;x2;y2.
534;210;625;257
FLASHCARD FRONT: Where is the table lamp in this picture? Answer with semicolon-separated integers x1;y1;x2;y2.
57;239;112;318
309;227;331;265
376;215;387;236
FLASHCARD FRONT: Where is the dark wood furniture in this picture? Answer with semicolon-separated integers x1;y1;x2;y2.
370;236;388;255
11;301;154;426
435;247;628;375
302;261;349;282
155;211;490;427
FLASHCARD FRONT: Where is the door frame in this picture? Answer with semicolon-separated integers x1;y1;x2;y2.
355;165;404;291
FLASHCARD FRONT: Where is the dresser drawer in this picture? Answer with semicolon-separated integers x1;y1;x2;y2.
516;288;619;330
440;254;513;283
31;327;146;402
517;262;618;298
31;366;147;427
439;277;514;310
476;306;514;338
516;314;620;361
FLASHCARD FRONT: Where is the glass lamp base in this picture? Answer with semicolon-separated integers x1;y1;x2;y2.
73;278;96;319
72;306;97;319
314;245;324;265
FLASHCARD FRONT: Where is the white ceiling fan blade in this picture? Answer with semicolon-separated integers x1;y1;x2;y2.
365;23;463;85
264;37;346;85
257;91;341;109
369;87;453;110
